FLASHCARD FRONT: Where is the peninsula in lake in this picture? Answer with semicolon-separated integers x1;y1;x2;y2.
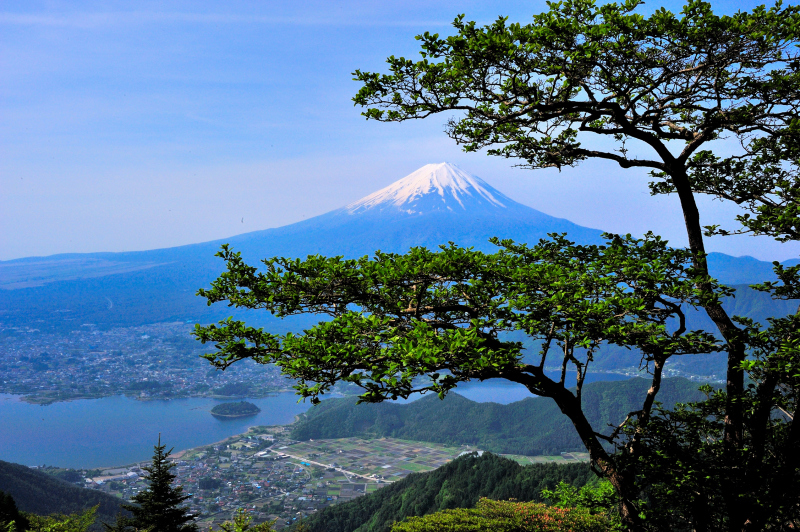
210;401;261;418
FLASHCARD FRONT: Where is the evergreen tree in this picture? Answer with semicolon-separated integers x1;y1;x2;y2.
116;437;197;532
0;490;29;531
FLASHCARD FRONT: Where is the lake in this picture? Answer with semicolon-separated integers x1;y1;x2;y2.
0;372;629;468
0;393;312;469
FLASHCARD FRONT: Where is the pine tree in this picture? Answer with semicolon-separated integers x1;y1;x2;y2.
0;490;29;531
117;436;197;532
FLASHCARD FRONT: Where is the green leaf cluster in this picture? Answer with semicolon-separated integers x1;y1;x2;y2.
196;233;720;405
209;509;275;532
390;498;611;532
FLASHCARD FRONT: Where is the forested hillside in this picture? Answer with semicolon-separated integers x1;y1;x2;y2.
0;460;123;526
291;378;706;455
294;452;595;532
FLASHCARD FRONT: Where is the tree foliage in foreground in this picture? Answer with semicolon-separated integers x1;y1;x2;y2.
197;0;800;529
25;508;97;532
390;498;610;532
0;503;97;532
209;509;275;532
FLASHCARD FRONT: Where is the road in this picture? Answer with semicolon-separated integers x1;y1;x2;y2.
268;448;394;483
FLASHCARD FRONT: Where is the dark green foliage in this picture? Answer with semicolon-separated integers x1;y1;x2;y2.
291;378;705;456
198;477;222;490
210;401;260;417
214;383;252;397
51;471;84;484
617;385;800;530
0;490;29;530
294;453;595;532
0;460;122;527
117;439;197;532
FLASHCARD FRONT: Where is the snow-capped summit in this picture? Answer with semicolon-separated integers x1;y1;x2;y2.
345;163;516;216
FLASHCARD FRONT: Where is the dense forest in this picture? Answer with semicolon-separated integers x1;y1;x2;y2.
294;452;596;532
0;460;123;527
210;401;261;417
291;378;706;456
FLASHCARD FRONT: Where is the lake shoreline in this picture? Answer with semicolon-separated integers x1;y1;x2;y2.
0;392;314;469
0;374;632;469
14;389;292;406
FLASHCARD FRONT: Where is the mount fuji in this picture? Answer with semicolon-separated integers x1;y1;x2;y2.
222;162;604;262
0;163;793;331
344;162;517;215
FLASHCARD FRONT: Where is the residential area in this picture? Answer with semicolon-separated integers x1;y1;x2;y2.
0;322;288;404
38;424;590;530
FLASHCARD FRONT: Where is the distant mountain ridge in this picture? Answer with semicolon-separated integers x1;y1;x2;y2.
0;163;794;335
291;378;706;456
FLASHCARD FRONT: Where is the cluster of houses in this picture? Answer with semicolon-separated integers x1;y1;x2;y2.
0;321;286;403
79;429;377;529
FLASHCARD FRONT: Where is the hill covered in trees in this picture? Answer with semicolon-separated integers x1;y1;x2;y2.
0;460;123;527
291;378;706;456
294;452;595;532
210;401;261;417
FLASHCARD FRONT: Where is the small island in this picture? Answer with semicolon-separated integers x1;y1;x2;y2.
210;401;261;418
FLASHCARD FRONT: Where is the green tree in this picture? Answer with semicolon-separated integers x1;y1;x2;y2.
114;437;197;532
195;0;800;530
390;498;610;532
195;234;720;529
542;480;621;529
0;491;29;532
26;507;97;532
210;509;275;532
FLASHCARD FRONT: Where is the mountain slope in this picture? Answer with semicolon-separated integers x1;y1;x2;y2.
344;163;513;215
294;453;594;532
0;460;123;526
0;163;793;335
290;378;706;456
0;164;604;330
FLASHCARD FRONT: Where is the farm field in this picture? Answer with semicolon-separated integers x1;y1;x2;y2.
499;452;590;465
274;437;481;483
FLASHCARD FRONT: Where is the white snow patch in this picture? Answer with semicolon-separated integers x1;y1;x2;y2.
345;163;508;214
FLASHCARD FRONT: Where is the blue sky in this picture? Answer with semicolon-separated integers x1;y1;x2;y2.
1;0;795;261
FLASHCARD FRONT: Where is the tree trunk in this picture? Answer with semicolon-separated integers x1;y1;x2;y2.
669;167;750;531
516;371;646;531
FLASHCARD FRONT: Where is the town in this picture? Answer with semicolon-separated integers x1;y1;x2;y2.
0;319;717;407
37;426;589;530
0;322;288;404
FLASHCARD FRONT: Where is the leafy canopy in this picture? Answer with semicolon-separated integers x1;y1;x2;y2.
196;234;720;405
197;0;800;529
390;498;611;532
